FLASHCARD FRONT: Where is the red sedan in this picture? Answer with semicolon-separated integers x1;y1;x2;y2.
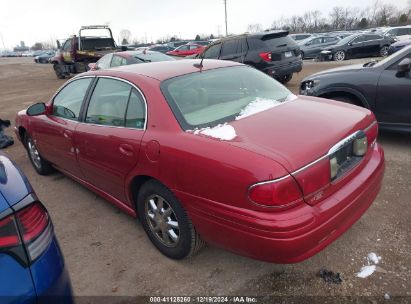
14;60;384;263
166;44;205;57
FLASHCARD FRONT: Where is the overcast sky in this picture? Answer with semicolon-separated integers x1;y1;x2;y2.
0;0;408;49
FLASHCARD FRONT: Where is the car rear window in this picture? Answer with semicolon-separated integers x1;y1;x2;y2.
161;66;294;130
248;36;296;50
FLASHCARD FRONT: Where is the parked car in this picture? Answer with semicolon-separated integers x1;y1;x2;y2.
300;45;411;133
15;59;384;263
167;41;190;48
388;38;411;55
189;41;210;46
149;45;175;53
200;30;303;83
320;33;392;61
290;33;313;41
34;51;55;63
382;26;411;41
299;35;340;59
166;44;205;57
0;154;73;303
89;50;174;70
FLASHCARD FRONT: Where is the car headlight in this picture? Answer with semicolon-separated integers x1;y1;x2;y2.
302;79;320;92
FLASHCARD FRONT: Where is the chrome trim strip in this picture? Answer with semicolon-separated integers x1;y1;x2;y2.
12;193;38;212
248;120;377;189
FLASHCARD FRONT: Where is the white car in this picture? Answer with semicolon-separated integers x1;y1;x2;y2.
383;26;411;41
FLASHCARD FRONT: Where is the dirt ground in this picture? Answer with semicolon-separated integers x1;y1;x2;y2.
0;57;410;303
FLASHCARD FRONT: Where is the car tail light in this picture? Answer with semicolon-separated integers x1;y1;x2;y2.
0;201;53;266
248;175;303;208
294;158;331;200
259;52;272;62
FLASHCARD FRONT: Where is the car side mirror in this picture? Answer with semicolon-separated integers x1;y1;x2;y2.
27;103;46;116
348;42;353;46
396;58;411;77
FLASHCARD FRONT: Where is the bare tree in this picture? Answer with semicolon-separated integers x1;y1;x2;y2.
329;7;345;29
119;29;131;45
246;24;263;33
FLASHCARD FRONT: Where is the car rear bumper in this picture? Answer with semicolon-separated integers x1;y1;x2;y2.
183;143;384;263
261;59;303;77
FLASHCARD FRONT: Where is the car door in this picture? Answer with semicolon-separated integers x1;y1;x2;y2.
348;35;367;58
33;77;94;177
375;52;411;125
363;35;382;56
75;77;146;203
61;39;73;62
305;37;322;58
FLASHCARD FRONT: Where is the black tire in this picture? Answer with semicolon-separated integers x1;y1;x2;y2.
278;74;293;84
24;135;54;175
137;180;204;259
53;63;66;79
300;51;305;60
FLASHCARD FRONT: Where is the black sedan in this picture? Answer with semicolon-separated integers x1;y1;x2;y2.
320;33;392;61
300;45;411;133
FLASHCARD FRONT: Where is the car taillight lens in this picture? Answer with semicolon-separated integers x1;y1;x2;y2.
0;202;52;266
294;158;331;198
0;215;20;248
248;175;303;208
259;52;272;62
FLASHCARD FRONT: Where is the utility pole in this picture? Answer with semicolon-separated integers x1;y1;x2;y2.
224;0;228;36
0;32;6;50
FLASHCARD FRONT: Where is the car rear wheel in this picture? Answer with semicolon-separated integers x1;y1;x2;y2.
380;46;389;57
137;180;204;259
53;63;66;79
333;51;346;61
277;74;293;84
300;51;305;60
25;135;54;175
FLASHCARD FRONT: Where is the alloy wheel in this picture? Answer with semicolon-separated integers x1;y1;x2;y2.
334;51;345;61
27;139;41;169
380;46;389;57
145;194;180;247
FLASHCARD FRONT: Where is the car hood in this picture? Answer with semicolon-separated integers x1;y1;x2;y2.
303;63;366;79
227;96;374;173
0;154;33;209
392;39;411;47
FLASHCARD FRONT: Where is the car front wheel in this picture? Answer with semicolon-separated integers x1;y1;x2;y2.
380;46;389;57
25;135;54;175
137;180;204;259
333;50;346;61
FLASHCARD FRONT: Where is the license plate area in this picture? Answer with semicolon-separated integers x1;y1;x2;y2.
284;51;293;58
330;140;362;181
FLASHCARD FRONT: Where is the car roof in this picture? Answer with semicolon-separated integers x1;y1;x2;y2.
85;59;242;82
115;50;163;58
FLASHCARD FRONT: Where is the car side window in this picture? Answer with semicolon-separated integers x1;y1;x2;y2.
311;38;322;45
85;78;131;126
52;78;93;121
387;53;411;70
179;45;190;51
125;89;146;129
203;44;221;59
352;36;365;43
221;40;240;57
110;55;127;67
324;37;338;43
96;54;112;70
62;40;72;51
189;45;199;50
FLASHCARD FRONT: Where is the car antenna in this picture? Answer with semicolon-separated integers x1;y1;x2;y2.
193;53;204;70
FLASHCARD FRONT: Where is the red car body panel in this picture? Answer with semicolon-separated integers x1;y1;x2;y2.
166;44;205;57
14;60;385;263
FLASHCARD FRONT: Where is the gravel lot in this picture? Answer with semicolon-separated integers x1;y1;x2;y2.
0;57;410;303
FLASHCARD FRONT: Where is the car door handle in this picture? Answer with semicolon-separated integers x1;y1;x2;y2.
63;130;73;139
119;144;134;157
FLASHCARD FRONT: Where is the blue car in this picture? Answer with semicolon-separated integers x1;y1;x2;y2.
0;154;73;304
388;39;411;55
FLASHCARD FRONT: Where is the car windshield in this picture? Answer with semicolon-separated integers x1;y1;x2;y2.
131;52;173;63
161;66;294;130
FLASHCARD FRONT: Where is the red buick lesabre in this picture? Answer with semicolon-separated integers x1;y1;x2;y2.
14;59;384;263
